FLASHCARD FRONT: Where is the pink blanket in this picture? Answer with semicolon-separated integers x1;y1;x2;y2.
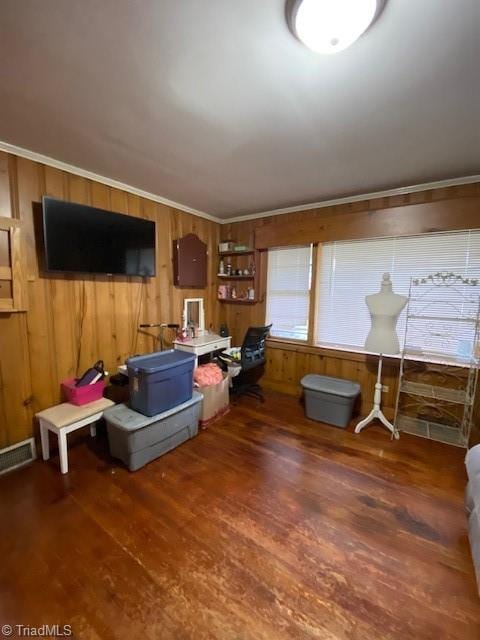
194;363;224;387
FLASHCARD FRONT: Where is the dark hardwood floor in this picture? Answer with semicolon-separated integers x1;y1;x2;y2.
0;390;479;639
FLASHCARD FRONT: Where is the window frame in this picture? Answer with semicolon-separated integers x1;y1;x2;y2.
265;244;314;343
265;230;480;366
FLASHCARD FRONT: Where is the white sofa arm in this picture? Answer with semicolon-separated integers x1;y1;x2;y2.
465;444;480;480
468;507;480;595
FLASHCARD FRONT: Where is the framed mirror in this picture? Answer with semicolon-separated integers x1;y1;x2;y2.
183;298;205;333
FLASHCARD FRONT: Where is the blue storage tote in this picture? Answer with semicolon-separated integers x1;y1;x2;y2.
127;349;196;417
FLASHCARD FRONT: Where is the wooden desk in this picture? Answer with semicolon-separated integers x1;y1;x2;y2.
117;336;232;375
173;334;231;360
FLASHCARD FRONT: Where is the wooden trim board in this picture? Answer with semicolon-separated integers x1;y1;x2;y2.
254;196;480;249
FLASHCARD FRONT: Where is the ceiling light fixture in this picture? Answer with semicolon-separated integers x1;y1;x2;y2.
287;0;385;55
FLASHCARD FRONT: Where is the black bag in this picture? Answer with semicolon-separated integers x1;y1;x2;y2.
75;360;106;387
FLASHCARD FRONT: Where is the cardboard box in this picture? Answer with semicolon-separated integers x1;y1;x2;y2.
198;372;230;427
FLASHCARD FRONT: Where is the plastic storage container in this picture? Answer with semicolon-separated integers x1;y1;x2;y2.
105;391;202;471
61;378;105;406
127;349;196;417
300;374;360;428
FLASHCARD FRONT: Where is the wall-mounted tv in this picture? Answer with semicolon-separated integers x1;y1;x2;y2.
42;197;156;276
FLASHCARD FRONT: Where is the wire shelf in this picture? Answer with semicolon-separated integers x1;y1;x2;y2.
394;271;480;448
396;414;467;447
407;314;477;323
403;348;478;368
399;380;470;405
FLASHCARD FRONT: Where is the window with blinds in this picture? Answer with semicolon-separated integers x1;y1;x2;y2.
316;230;480;354
266;245;312;341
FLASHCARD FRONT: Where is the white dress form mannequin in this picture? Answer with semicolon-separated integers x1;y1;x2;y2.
355;273;407;438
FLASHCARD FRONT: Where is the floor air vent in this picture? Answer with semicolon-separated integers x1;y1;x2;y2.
0;438;37;475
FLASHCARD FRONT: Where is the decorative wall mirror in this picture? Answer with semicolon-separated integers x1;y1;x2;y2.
183;298;205;333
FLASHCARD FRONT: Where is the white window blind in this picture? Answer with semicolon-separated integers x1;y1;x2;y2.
266;245;312;341
316;230;480;356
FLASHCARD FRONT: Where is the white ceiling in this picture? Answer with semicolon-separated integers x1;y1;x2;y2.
0;0;479;219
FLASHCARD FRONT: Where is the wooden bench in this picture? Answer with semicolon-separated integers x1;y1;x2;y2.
36;398;114;474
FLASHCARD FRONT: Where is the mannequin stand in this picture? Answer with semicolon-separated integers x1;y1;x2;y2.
355;355;399;439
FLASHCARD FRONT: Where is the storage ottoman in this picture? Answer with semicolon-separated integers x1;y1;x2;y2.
104;391;202;471
300;374;361;428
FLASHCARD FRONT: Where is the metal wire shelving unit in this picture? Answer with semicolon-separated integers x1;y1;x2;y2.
394;272;480;447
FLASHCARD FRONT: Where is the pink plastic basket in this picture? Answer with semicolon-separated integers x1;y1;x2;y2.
62;378;105;406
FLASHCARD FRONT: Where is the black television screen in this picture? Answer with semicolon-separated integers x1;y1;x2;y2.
42;196;156;276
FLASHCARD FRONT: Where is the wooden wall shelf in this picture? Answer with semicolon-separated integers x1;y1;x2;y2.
0;221;27;313
217;274;254;280
217;244;259;305
218;298;258;305
219;250;255;257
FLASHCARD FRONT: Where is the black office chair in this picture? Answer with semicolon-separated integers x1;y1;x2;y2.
228;324;272;402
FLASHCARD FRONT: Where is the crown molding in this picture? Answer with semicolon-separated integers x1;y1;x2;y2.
2;140;478;226
223;175;480;223
0;140;219;223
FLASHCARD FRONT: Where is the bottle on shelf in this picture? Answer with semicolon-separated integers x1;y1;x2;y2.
219;259;225;275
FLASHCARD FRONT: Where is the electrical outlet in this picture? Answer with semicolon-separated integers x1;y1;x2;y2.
381;385;389;393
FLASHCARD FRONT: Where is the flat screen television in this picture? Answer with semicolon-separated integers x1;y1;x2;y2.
42;196;156;276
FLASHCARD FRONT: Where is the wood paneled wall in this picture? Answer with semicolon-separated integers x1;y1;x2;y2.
0;152;220;448
219;182;480;420
263;343;399;418
2;147;479;447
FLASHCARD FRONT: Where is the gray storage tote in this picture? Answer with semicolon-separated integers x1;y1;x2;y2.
301;374;360;428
